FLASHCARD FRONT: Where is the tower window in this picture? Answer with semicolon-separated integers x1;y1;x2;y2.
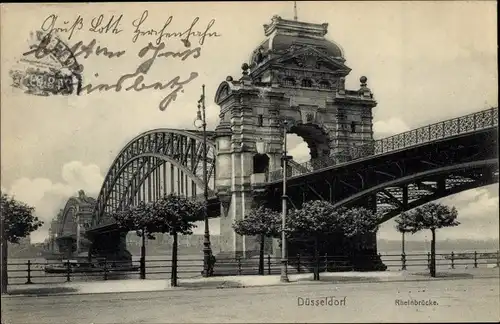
258;114;264;126
284;78;295;86
301;79;313;87
351;121;356;133
319;80;330;89
253;154;270;174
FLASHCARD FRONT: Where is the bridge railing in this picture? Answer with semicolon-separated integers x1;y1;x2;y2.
269;107;498;182
6;250;499;286
371;106;498;155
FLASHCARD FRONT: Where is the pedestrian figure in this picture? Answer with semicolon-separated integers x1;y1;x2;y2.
209;254;216;276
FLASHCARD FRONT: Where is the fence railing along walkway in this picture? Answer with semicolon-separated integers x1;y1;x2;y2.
6;250;499;285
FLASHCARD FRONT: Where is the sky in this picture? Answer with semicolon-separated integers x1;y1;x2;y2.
1;2;498;244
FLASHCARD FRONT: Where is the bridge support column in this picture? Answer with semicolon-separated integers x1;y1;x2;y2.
218;192;246;257
217;154;262;258
215;136;260;258
215;122;281;259
88;230;132;266
353;194;386;271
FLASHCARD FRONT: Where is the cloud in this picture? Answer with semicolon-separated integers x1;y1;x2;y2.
289;142;310;164
378;185;499;241
1;1;497;248
373;118;411;138
61;161;104;195
3;159;223;243
4;161;104;243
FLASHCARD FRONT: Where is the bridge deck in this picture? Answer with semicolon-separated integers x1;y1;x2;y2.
84;108;498;235
264;125;498;224
269;107;498;182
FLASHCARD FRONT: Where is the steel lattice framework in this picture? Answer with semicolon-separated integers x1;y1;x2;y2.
265;109;499;224
270;107;498;180
370;162;498;224
91;129;217;227
90;108;498;231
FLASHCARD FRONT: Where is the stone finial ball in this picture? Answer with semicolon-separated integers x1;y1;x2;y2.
226;76;233;81
360;76;368;83
241;63;249;71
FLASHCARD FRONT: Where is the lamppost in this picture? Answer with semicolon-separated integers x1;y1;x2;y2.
194;84;213;277
76;208;80;256
280;119;291;283
402;232;406;255
401;230;407;270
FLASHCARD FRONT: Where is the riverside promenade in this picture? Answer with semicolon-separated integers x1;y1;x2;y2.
2;268;499;323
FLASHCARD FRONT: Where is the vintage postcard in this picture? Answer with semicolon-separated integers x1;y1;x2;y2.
1;1;498;323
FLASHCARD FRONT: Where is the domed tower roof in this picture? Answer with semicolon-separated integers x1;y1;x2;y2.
250;15;346;66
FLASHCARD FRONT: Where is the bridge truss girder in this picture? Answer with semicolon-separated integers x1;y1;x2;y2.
266;127;498;224
92;129;217;227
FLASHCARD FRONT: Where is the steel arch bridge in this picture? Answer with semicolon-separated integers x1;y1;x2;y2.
265;107;499;224
91;129;219;228
86;107;498;241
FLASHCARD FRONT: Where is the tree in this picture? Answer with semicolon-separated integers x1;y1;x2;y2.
395;203;459;277
286;200;342;280
337;207;379;238
395;214;413;265
1;193;43;293
337;207;383;271
232;206;281;275
113;194;203;285
286;201;382;279
151;193;204;286
337;206;379;253
112;201;157;279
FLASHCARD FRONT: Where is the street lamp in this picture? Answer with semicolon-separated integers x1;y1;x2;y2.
280;119;291;283
401;229;407;270
402;231;406;255
194;84;213;277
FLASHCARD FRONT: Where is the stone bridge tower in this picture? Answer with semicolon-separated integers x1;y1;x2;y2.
214;15;377;256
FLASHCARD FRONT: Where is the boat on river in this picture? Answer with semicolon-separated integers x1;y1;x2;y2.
44;258;139;274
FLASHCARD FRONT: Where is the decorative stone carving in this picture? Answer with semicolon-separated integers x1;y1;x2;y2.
220;85;229;99
338;77;346;91
252;46;268;66
256;140;269;154
272;15;281;23
219;194;232;216
299;106;318;124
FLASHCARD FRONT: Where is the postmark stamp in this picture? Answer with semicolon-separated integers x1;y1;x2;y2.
9;31;82;96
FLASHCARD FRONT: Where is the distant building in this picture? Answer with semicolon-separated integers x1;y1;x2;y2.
50;190;96;257
18;235;31;247
125;232;220;250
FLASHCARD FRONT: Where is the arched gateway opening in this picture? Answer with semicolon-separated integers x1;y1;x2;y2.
289;124;331;160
